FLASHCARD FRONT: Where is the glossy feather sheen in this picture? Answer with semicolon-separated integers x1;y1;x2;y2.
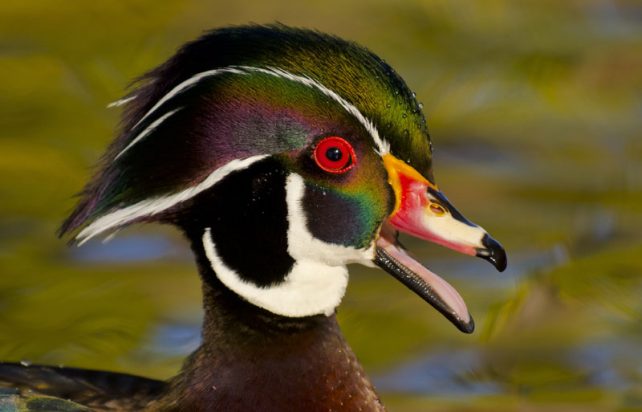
60;24;432;238
130;66;388;154
32;24;447;411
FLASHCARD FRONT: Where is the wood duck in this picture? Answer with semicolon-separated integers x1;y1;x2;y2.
0;24;506;411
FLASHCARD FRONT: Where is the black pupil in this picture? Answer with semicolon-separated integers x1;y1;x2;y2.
325;147;343;162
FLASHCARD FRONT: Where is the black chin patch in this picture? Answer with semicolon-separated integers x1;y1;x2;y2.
182;158;294;287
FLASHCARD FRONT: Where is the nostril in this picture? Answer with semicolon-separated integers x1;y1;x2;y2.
429;203;446;216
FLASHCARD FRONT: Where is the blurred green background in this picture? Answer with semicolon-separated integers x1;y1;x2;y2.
1;1;641;411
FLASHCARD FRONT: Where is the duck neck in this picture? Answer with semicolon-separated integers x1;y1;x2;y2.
151;237;384;412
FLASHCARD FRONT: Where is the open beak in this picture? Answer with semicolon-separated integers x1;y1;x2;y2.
374;154;507;333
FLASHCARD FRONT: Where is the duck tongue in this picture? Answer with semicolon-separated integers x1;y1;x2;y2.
374;231;474;333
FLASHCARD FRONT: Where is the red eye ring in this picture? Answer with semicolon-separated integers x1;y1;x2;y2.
313;136;357;174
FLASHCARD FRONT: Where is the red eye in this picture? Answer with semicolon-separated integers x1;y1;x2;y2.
313;136;357;174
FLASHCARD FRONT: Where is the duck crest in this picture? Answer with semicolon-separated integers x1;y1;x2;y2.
59;24;431;242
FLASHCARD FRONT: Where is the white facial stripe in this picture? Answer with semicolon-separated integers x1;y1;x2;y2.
129;65;389;155
115;108;182;159
249;67;390;155
285;173;375;266
132;68;245;129
107;95;137;108
203;228;348;317
76;155;268;244
423;213;487;247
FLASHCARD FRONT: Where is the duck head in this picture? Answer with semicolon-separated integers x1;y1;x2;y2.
61;25;506;333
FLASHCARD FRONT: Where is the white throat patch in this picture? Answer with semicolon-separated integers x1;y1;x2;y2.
200;173;375;318
202;227;348;318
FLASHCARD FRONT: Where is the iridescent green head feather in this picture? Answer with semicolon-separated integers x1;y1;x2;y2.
60;24;433;239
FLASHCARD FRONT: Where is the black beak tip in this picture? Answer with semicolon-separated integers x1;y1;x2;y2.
478;234;507;272
458;317;475;334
